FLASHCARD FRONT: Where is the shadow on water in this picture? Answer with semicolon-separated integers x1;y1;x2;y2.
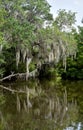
0;79;83;130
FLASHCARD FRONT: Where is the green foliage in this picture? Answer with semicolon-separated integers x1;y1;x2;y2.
54;9;76;31
0;0;78;80
29;63;36;72
0;0;52;77
59;25;83;79
47;67;56;76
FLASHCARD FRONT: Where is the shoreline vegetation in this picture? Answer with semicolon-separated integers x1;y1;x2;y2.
0;0;83;82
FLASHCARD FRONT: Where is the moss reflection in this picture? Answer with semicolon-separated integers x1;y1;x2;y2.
0;79;83;130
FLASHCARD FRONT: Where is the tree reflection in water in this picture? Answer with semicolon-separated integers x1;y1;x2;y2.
0;79;83;130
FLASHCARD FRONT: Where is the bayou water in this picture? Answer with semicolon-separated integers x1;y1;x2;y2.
0;79;83;130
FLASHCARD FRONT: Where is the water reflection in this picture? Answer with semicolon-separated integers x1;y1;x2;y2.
0;79;83;130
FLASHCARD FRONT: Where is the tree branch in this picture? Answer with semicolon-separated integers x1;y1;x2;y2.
0;69;38;82
0;85;26;94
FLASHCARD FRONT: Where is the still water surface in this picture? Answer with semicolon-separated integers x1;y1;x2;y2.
0;79;83;130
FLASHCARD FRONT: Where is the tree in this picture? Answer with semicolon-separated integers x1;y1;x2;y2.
59;25;83;79
0;1;7;77
54;9;76;31
0;0;78;80
0;0;53;79
75;26;83;79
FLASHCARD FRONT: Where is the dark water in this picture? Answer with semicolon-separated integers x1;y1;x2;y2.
0;79;83;130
